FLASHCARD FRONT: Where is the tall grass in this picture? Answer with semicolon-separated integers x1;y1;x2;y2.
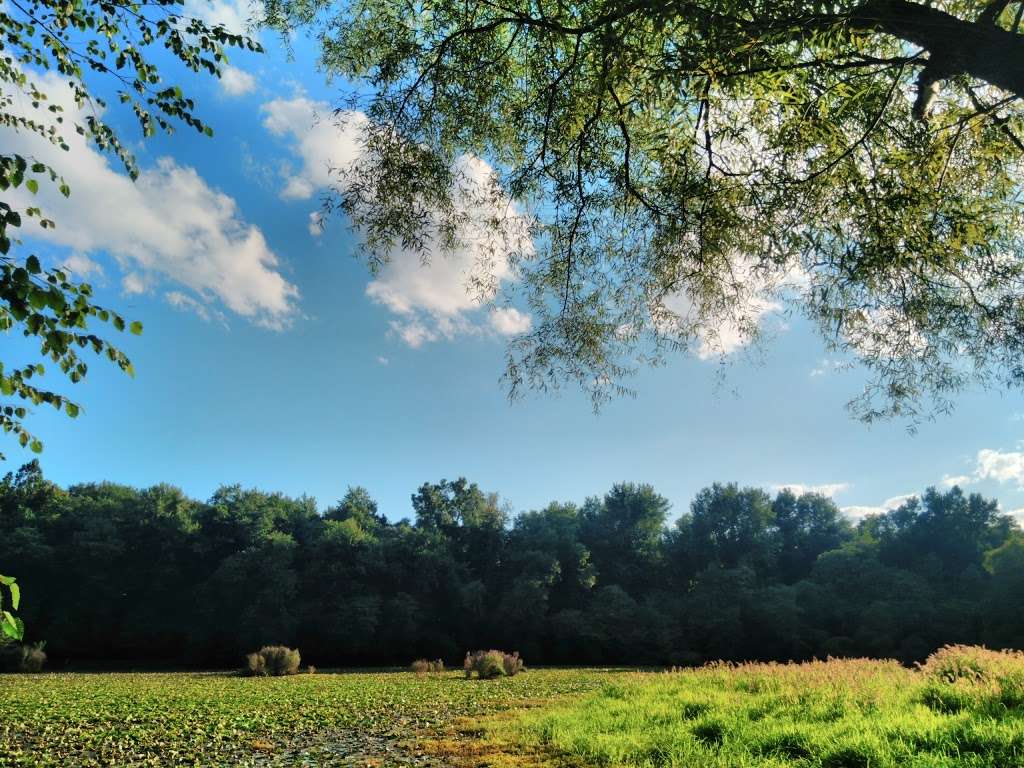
492;646;1024;767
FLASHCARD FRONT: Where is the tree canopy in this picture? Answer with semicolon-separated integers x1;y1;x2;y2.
4;461;1023;666
264;0;1024;424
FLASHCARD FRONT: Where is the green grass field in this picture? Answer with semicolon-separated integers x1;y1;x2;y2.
2;646;1023;767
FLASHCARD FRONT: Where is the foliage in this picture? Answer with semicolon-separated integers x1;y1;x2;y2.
482;650;1024;768
502;650;524;677
464;650;507;679
0;641;46;673
0;640;45;672
1;462;1022;667
411;658;445;676
0;573;22;642
0;668;612;765
0;0;260;458
263;0;1024;426
245;645;301;677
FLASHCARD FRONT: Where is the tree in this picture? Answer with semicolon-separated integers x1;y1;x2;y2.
580;483;669;594
772;490;852;583
265;0;1024;425
685;482;775;572
0;0;261;457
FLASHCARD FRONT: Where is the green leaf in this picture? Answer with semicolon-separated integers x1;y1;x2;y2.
26;178;38;194
9;581;19;611
129;320;143;335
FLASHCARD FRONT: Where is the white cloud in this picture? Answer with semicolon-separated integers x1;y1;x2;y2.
263;98;533;346
841;493;917;521
810;358;846;377
389;319;439;348
60;253;103;279
220;66;256;96
308;211;324;237
1008;508;1024;525
772;482;850;498
489;307;532;336
376;356;389;366
261;98;364;200
121;273;149;295
974;448;1024;488
166;291;226;325
7;69;298;329
183;0;258;33
940;474;973;488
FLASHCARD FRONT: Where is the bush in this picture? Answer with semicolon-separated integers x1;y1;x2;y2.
0;642;46;673
245;645;301;677
411;658;445;676
20;643;46;673
463;650;523;679
502;651;523;677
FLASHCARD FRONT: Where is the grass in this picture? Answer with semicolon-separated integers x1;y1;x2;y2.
474;646;1024;768
2;646;1024;767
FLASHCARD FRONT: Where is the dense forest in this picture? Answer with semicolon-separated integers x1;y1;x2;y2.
1;461;1022;668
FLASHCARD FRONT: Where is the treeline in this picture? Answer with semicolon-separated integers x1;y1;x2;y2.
2;460;1023;667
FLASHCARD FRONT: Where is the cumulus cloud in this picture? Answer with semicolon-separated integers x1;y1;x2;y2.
935;448;1024;491
772;482;850;498
940;474;973;488
183;0;258;33
220;65;256;96
166;291;226;325
261;98;364;200
7;68;298;329
489;307;532;336
974;448;1024;488
841;493;917;521
308;211;324;237
60;253;103;279
263;97;533;345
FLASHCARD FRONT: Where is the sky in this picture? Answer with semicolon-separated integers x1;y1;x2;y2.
3;0;1024;525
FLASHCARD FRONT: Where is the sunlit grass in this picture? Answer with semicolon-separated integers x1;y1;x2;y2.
481;648;1024;768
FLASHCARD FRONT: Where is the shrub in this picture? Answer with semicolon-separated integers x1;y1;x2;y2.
464;650;523;679
306;665;317;675
411;658;445;676
19;643;46;673
245;645;301;677
0;642;46;673
502;651;523;677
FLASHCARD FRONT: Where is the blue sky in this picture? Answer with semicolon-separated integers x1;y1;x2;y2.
4;2;1024;524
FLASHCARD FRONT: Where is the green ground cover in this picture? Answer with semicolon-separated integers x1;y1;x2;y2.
3;647;1024;767
0;668;613;766
475;646;1024;768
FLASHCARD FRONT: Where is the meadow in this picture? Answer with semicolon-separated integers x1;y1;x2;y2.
2;646;1024;767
